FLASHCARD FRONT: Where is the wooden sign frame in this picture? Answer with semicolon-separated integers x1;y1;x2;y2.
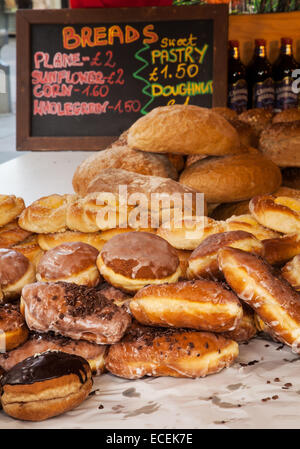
16;5;228;151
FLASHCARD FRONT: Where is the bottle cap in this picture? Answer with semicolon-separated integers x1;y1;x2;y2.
281;37;293;45
255;39;266;47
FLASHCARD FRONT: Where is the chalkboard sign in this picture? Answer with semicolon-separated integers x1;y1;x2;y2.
16;5;228;151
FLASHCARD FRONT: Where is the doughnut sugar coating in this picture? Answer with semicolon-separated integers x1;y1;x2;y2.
105;324;239;379
130;280;243;333
1;351;93;421
187;230;264;281
218;247;300;353
0;195;25;227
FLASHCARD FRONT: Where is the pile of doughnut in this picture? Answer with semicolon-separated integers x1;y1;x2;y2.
1;104;300;423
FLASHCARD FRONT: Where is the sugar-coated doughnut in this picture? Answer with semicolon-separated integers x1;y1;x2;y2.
263;234;300;265
218;247;300;353
21;281;131;344
37;230;106;252
0;303;29;351
36;242;101;287
0;248;35;303
0;220;32;248
18;194;77;234
105;324;239;379
0;331;107;376
221;305;257;343
187;230;264;281
250;195;300;234
97;232;181;292
281;255;300;291
225;214;280;240
1;351;93;421
0;195;25;227
130;280;243;333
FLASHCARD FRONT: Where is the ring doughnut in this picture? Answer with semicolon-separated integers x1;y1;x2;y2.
281;255;300;291
187;230;264;281
218;246;300;353
97;232;181;292
0;249;35;303
105;324;239;379
249;195;300;234
129;280;243;332
21;281;131;344
0;331;107;376
0;303;29;351
1;351;93;421
36;242;101;287
0;195;25;227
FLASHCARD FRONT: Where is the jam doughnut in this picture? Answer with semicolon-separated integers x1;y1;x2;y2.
0;303;29;351
36;242;101;287
97;232;181;292
1;351;93;421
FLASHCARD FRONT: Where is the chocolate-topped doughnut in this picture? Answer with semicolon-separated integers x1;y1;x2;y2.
36;242;100;287
0;248;35;302
0;303;29;351
1;351;93;421
97;231;181;292
0;331;107;376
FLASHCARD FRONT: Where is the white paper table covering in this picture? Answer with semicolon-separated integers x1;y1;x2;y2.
0;152;300;429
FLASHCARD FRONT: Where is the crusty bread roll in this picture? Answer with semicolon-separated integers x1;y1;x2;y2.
239;108;273;138
185;154;208;168
72;145;178;196
166;153;185;173
127;105;242;156
179;152;282;203
259;121;300;167
130;279;243;332
228;119;258;148
212;107;238;121
0;195;25;227
105;324;239;379
281;167;300;190
273;108;300;124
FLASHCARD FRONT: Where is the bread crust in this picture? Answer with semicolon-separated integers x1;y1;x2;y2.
238;108;273;137
127;105;241;156
0;195;25;227
272;108;300;124
179;153;281;204
219;247;300;352
130;280;243;332
105;324;239;379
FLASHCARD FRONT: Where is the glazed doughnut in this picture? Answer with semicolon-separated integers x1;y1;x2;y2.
221;305;257;343
36;242;100;287
281;255;300;291
250;195;300;234
18;194;77;234
105;324;239;379
13;235;44;268
0;220;32;248
0;303;29;351
225;214;280;240
0;195;25;227
21;281;131;344
130;280;243;332
263;234;300;265
0;249;35;303
97;232;181;292
187;231;264;281
176;249;192;280
1;351;93;421
0;331;107;376
157;216;225;251
37;230;106;252
218;247;300;353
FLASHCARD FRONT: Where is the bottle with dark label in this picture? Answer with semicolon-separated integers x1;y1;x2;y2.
227;40;248;113
246;39;275;110
273;37;299;112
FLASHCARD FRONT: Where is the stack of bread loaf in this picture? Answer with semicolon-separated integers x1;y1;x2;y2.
2;104;300;422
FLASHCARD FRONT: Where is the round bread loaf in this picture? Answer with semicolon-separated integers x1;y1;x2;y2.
259;121;300;167
127;105;242;156
97;231;181;292
179;152;282;204
72;145;178;196
273;108;300;124
238;108;273;137
212;106;238;121
228;119;258;148
36;242;100;287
